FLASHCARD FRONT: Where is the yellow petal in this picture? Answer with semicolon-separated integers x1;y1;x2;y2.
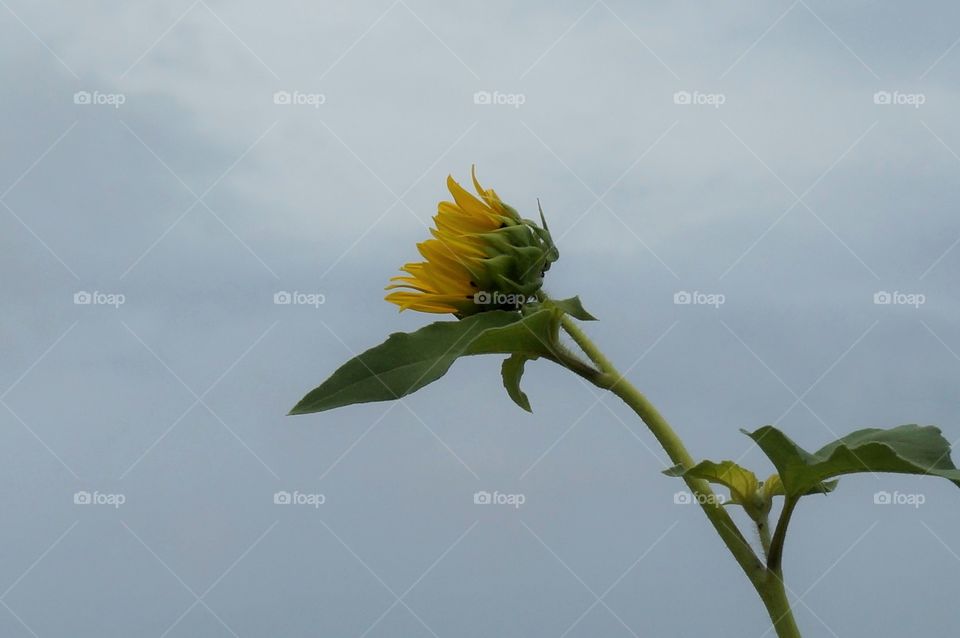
446;175;495;220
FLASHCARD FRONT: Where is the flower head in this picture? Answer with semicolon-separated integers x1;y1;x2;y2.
385;167;558;316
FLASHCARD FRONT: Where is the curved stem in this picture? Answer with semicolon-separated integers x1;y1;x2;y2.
767;496;799;572
544;342;602;383
555;313;801;637
594;367;764;583
559;316;761;580
762;497;803;638
559;314;617;375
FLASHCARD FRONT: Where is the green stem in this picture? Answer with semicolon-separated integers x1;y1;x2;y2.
557;314;801;638
767;496;799;572
558;314;617;375
759;573;802;638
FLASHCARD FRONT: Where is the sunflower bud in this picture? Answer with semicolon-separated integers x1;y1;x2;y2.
385;167;558;317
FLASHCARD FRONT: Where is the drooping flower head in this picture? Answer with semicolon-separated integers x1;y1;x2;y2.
385;167;558;316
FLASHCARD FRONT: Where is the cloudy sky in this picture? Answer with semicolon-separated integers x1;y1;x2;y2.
3;1;960;636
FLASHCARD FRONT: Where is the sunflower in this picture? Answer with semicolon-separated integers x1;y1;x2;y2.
385;167;558;316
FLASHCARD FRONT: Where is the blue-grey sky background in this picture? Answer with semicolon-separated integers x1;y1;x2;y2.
2;1;960;636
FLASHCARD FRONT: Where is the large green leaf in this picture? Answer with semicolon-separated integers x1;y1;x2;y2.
290;309;563;415
743;424;960;497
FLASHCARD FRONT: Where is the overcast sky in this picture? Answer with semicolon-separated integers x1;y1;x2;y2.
3;1;960;636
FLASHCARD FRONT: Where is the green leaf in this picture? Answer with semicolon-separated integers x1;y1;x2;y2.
666;461;763;519
760;473;837;499
501;354;534;412
548;296;596;321
465;308;560;412
761;474;784;500
665;463;838;512
473;309;566;413
743;424;960;497
680;461;757;507
465;308;560;356
290;311;522;415
290;309;565;415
